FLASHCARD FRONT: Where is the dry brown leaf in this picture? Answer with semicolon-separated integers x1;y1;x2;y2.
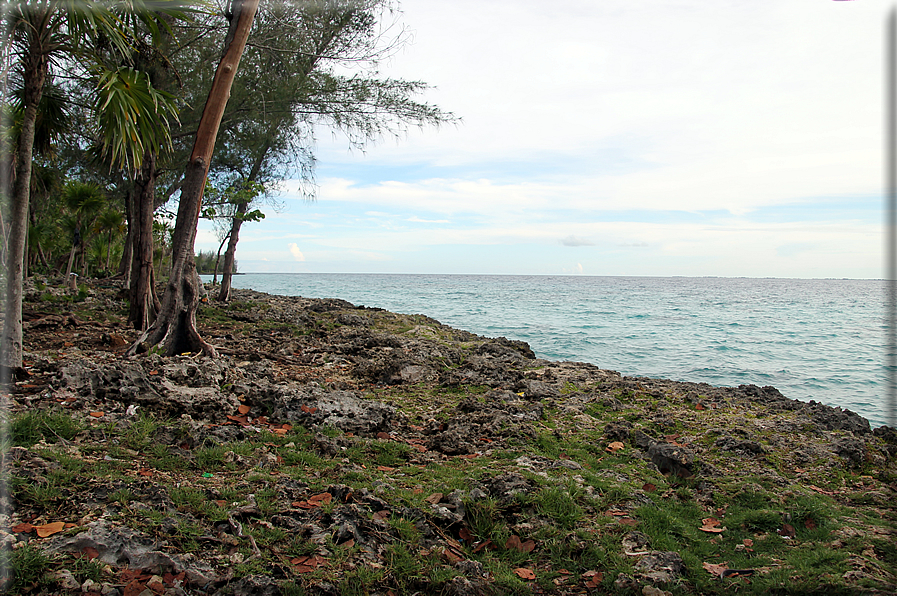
123;580;147;596
11;522;33;533
237;404;250;415
606;441;625;453
700;517;726;533
581;570;604;588
514;568;536;580
778;523;796;538
505;534;536;552
472;540;493;554
642;483;657;492
35;521;65;537
743;539;754;547
376;465;395;471
424;493;444;504
89;411;104;418
308;493;332;505
703;561;728;577
441;547;463;564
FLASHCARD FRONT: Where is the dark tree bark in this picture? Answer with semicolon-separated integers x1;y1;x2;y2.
129;149;161;330
128;0;260;357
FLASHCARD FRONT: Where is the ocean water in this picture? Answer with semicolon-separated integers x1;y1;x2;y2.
204;273;889;428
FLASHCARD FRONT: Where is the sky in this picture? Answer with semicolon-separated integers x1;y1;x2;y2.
195;0;887;278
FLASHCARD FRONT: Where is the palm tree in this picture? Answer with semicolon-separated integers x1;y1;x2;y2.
1;0;187;368
94;209;125;273
61;181;105;281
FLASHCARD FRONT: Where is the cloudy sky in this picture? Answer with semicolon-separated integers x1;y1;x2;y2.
196;0;886;278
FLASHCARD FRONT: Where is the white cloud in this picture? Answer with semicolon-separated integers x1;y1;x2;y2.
561;236;595;247
288;243;306;262
214;0;884;279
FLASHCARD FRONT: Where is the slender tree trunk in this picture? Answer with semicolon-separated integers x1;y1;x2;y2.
128;0;259;356
105;229;113;272
129;150;159;330
217;202;245;302
218;133;272;302
118;189;134;284
213;231;230;286
3;41;48;369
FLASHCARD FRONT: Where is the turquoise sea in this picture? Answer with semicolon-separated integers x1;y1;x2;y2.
203;273;889;428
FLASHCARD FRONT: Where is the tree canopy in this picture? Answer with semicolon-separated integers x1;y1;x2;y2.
1;0;457;362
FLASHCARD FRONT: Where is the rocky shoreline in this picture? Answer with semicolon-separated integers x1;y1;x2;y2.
2;280;896;595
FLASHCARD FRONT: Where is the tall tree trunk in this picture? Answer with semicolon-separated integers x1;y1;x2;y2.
105;229;113;272
118;189;134;284
128;0;259;356
213;231;230;286
217;133;272;303
2;37;48;370
217;202;245;302
129;150;159;330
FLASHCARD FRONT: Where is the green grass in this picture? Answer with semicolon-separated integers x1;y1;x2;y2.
11;409;83;447
5;544;53;592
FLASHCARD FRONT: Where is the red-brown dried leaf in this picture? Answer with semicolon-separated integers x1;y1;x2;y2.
11;523;33;533
35;521;65;537
309;492;332;505
703;561;728;577
424;493;444;504
472;540;493;553
459;527;474;542
606;441;625;453
514;568;536;580
123;581;147;596
238;405;250;415
376;432;391;440
778;523;796;538
700;517;725;533
642;483;657;492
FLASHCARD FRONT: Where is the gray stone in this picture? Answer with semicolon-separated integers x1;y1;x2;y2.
44;521;217;585
634;551;686;584
648;442;696;477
